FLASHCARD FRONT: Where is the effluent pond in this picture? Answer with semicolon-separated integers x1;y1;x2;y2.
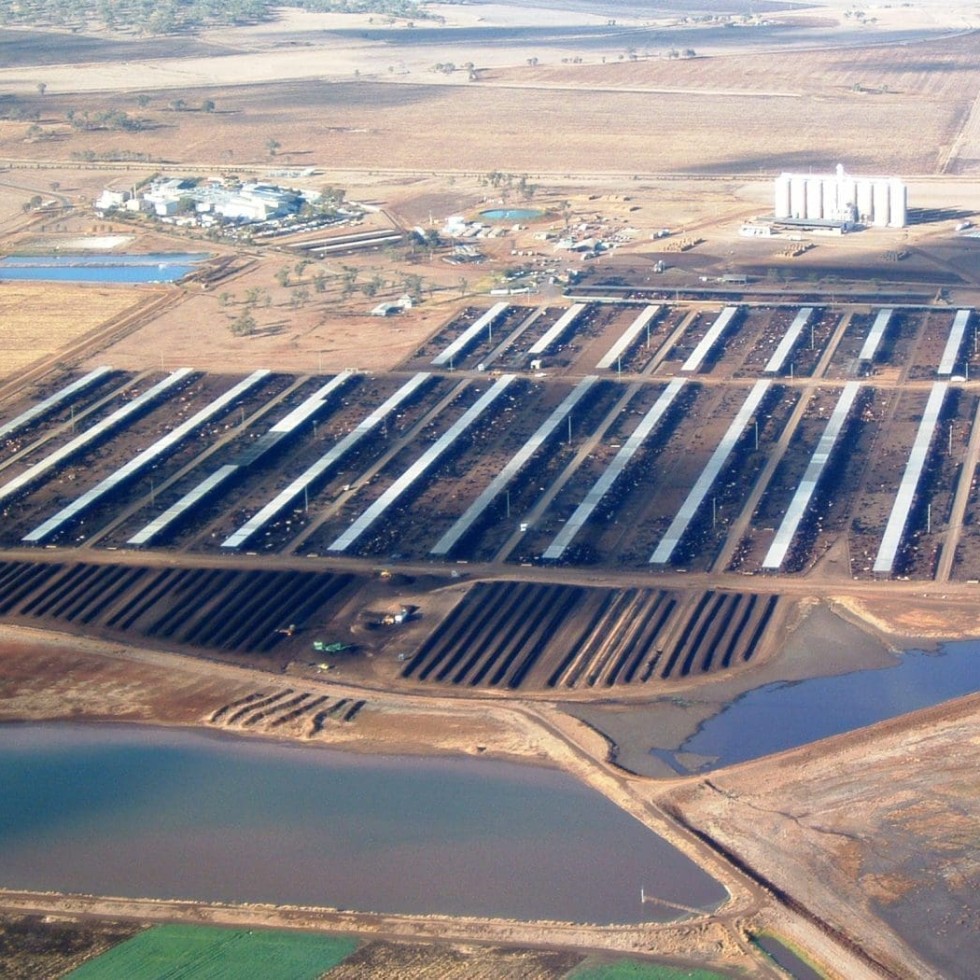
0;253;207;283
479;208;545;221
660;639;980;774
0;724;726;924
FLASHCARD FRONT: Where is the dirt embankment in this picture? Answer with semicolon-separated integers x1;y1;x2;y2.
656;691;980;979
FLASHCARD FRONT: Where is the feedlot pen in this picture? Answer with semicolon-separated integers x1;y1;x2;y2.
2;297;980;692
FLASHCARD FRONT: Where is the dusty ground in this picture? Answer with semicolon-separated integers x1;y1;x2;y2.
0;912;140;980
659;691;980;978
0;283;149;378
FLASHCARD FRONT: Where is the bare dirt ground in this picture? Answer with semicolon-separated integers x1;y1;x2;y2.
0;912;140;980
0;283;149;378
658;691;980;979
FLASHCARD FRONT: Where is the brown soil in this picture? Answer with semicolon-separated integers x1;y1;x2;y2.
658;691;980;978
0;283;150;378
0;912;140;980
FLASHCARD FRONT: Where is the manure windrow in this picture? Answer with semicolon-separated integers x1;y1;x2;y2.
226;689;294;726
141;567;217;638
678;592;728;677
18;563;87;617
474;584;557;687
75;565;148;625
610;590;674;685
441;582;520;683
270;694;329;728
241;691;310;728
547;588;623;688
587;589;649;687
0;562;64;614
109;567;181;630
56;563;129;621
209;690;268;724
741;595;778;661
719;594;758;669
655;590;715;680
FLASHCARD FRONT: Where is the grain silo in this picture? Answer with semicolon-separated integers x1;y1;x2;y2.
838;175;857;219
872;180;891;226
774;174;792;218
888;178;907;228
856;180;874;222
821;178;839;219
805;179;823;220
790;176;807;218
771;165;906;228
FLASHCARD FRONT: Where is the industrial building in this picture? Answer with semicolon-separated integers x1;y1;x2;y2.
773;164;907;229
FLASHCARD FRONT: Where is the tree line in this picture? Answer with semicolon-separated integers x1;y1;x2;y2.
0;0;437;34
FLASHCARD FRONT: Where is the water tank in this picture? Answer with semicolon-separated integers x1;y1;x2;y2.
790;176;807;219
856;180;874;222
805;178;823;220
889;178;907;227
774;175;792;218
872;180;890;227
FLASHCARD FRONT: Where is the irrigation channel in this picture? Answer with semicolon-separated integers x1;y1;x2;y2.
0;723;727;925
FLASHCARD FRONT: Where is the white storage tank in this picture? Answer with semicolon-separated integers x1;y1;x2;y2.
790;176;807;218
805;178;823;220
774;174;792;218
889;178;907;227
872;180;891;227
856;180;874;222
821;178;839;219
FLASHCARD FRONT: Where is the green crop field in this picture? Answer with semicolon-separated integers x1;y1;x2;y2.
569;959;728;980
67;923;358;980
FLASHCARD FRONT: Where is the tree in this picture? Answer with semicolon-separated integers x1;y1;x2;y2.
312;271;328;294
137;94;151;109
231;309;256;336
201;98;216;113
266;137;281;157
169;98;187;112
362;273;384;298
275;265;291;288
340;266;358;298
403;274;424;304
36;82;46;96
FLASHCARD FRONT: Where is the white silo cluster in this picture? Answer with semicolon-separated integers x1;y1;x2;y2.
773;164;907;228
